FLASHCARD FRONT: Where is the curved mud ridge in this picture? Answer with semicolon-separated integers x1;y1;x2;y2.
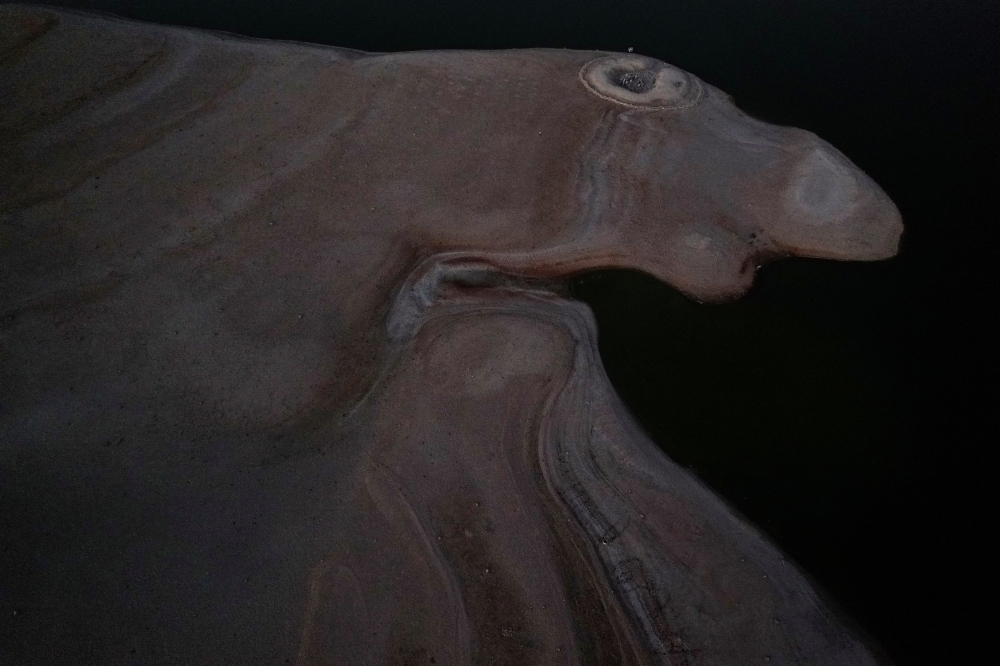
312;258;880;665
0;6;899;664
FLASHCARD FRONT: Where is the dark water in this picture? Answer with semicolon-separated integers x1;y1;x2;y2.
10;1;998;664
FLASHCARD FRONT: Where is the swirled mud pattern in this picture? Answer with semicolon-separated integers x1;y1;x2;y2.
0;6;900;664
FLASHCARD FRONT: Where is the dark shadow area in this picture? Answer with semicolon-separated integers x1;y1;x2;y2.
570;255;990;666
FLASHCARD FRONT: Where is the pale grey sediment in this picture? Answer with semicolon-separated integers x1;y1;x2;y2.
360;261;880;664
1;5;900;664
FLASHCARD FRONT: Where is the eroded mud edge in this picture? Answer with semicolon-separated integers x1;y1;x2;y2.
360;254;882;665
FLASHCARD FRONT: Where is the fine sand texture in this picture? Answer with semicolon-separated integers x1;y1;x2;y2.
0;5;902;664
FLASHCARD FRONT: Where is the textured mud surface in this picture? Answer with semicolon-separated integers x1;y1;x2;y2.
0;6;901;664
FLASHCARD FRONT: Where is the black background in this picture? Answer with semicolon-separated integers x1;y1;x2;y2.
7;1;998;664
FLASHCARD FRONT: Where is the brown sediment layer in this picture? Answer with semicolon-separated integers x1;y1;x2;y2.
0;6;900;664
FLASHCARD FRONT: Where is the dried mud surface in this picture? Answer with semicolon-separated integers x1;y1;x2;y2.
0;6;901;664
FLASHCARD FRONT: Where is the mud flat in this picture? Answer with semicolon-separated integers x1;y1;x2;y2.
0;6;900;664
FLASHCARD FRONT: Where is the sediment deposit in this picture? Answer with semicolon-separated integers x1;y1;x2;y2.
0;6;901;664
